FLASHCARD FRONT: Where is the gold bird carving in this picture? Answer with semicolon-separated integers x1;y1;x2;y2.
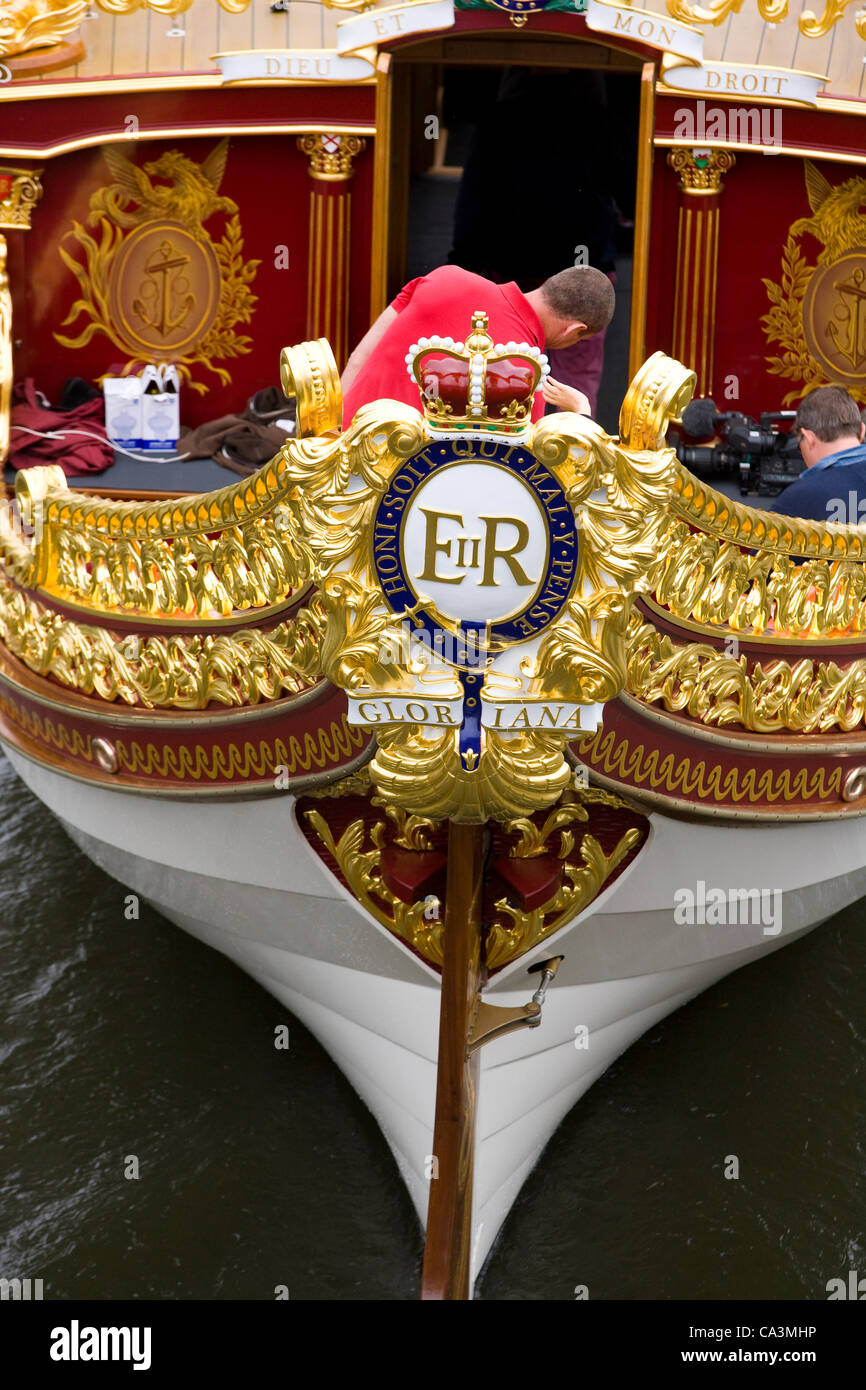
88;139;237;240
0;0;88;59
790;160;866;266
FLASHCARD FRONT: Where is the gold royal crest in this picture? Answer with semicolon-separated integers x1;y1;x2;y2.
280;320;694;823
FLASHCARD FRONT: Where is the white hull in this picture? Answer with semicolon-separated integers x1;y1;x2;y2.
5;746;866;1285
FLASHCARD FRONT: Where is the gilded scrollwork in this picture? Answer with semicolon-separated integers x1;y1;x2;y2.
0;0;87;58
667;149;736;197
627;613;866;734
0;169;44;231
800;1;866;40
664;0;866;38
485;825;643;971
50;515;306;619
296;134;367;183
647;471;866;640
2;454;310;618
280;352;694;824
302;784;645;971
505;799;589;860
369;797;438;851
0;574;324;708
303;808;447;967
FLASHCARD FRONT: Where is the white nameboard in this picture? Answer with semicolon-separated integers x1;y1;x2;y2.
347;693;464;728
214;50;376;84
661;59;824;106
337;0;455;55
481;700;604;733
584;0;703;65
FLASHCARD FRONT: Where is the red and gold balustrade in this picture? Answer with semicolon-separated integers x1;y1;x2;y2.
4;341;866;821
576;465;866;820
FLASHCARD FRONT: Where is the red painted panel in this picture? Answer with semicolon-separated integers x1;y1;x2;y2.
0;86;375;155
646;137;866;417
655;94;866;160
11;124;374;426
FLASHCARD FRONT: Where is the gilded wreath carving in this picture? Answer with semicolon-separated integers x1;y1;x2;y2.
665;0;866;39
762;161;866;406
54;140;260;394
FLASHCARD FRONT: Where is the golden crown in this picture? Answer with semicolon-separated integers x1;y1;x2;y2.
406;311;549;435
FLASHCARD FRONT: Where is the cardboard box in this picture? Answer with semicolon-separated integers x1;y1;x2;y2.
102;367;181;451
103;377;141;449
139;391;180;451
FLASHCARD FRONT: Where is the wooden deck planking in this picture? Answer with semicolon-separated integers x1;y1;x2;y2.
184;3;221;73
76;13;117;80
288;2;331;50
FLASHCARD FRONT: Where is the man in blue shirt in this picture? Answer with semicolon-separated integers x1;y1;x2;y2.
771;385;866;524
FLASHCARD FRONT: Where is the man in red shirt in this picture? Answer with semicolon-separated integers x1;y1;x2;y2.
341;264;615;427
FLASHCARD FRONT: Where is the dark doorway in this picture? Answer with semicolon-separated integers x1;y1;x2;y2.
392;53;641;434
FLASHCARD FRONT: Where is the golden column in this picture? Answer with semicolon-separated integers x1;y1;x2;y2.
0;167;43;464
667;149;735;398
297;134;366;371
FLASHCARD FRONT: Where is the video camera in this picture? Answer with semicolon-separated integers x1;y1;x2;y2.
675;398;804;497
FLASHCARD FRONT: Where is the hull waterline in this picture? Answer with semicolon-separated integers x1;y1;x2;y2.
4;745;863;1286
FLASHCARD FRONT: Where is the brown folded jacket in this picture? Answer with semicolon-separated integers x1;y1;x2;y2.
177;415;292;475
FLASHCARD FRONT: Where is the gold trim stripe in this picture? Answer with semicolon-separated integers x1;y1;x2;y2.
657;137;866;169
0;683;366;782
578;726;843;804
628;62;655;381
689;206;699;379
0;123;375;162
115;719;365;781
0;687;91;762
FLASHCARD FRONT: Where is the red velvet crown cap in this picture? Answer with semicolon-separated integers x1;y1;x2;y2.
406;315;549;433
417;353;539;417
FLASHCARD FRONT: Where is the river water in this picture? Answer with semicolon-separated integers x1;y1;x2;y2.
1;749;863;1301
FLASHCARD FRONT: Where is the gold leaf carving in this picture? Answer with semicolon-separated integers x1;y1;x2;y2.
664;0;866;37
0;0;87;59
627;612;866;734
54;143;259;395
369;797;438;851
1;457;310;620
304;809;446;967
504;797;589;861
485;827;643;971
0;574;324;709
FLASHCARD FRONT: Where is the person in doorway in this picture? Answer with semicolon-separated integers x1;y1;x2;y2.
447;67;627;416
770;385;866;524
341;263;615;427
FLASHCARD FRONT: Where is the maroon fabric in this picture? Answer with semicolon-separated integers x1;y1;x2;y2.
9;380;112;475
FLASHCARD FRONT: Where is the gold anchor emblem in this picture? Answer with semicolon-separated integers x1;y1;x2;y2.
132;239;194;339
827;265;866;372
